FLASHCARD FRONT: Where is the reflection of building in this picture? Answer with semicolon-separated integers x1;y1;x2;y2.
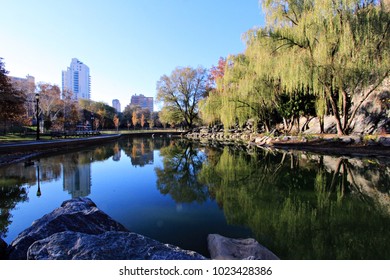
113;150;121;161
130;94;153;112
63;159;91;198
112;99;121;113
62;58;91;100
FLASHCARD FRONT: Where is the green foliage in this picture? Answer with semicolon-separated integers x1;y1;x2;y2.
258;0;390;135
79;99;117;129
198;145;390;259
200;1;389;135
156;66;209;128
0;58;27;133
154;140;209;203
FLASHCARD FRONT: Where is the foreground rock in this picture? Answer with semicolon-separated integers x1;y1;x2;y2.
208;234;279;260
27;231;205;260
8;197;205;260
8;197;128;260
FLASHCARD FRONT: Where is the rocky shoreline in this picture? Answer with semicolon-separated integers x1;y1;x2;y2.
0;198;278;260
185;127;390;157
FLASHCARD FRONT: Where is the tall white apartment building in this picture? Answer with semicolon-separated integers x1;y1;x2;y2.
62;58;91;100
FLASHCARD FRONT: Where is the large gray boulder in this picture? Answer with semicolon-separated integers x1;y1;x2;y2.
27;231;205;260
8;197;128;260
207;234;279;260
8;197;206;260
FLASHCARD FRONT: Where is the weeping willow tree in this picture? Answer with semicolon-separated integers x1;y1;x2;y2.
201;53;278;132
201;0;389;135
255;0;390;135
199;90;222;125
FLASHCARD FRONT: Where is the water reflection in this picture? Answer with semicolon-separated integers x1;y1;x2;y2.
0;137;172;239
62;153;92;198
155;140;209;203
1;137;390;259
122;138;154;167
198;146;390;259
0;168;29;238
0;146;114;238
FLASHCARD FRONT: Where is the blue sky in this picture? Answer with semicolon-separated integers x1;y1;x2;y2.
1;0;265;110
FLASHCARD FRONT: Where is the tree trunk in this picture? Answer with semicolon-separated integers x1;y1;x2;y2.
326;87;344;135
296;117;300;134
264;121;270;133
319;116;325;134
301;116;312;132
341;89;349;133
283;117;288;133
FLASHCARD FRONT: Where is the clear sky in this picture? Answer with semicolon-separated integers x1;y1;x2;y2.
1;0;265;111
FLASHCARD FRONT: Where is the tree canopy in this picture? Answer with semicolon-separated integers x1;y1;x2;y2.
0;58;26;133
156;66;209;129
201;0;389;135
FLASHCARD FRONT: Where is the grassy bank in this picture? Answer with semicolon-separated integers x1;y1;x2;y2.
0;134;51;142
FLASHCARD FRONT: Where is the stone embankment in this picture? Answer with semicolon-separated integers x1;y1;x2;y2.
1;198;278;260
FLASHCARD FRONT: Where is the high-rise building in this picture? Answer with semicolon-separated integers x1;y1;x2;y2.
112;99;121;113
62;58;91;100
130;94;153;112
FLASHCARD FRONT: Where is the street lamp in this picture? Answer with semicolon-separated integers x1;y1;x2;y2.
35;93;40;140
91;113;94;132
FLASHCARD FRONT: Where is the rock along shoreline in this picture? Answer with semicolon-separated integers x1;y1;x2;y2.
0;197;279;260
185;127;390;158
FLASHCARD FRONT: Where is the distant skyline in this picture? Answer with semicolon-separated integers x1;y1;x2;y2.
1;0;265;110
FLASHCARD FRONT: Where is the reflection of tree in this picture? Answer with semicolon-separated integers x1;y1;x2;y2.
155;141;208;203
0;143;116;238
0;164;31;238
91;145;115;162
0;156;64;237
123;138;154;167
198;147;390;259
0;179;29;239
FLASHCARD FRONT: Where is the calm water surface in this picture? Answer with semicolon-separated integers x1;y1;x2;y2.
1;136;390;259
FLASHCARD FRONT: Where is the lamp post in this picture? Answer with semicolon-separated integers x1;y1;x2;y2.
35;93;40;140
91;113;94;132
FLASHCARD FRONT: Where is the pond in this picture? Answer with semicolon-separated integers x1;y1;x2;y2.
1;136;390;259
